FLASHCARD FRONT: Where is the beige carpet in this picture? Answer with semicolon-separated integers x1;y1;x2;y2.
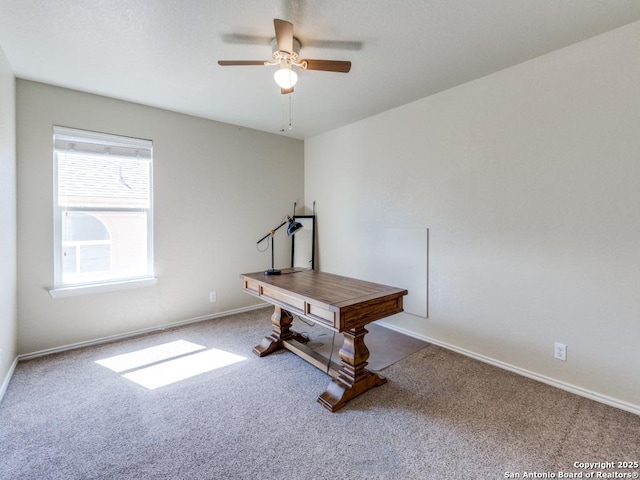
1;308;639;480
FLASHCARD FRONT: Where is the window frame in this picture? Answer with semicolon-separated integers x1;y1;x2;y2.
50;126;156;297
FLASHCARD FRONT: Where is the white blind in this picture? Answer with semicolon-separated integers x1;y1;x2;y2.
54;126;152;161
54;126;152;208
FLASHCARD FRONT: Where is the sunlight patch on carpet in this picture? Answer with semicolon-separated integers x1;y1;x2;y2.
95;340;247;389
96;340;206;373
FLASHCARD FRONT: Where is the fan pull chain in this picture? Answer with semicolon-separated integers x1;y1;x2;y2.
280;93;293;133
280;97;285;132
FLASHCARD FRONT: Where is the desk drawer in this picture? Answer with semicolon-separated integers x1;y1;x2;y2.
262;286;305;313
306;304;335;328
244;279;260;294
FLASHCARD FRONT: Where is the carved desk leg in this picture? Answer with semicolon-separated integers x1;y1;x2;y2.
252;306;294;357
317;326;387;412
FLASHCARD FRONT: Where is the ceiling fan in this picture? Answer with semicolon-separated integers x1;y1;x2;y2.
218;19;352;95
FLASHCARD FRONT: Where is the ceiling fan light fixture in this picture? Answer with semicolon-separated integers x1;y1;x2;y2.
274;66;298;89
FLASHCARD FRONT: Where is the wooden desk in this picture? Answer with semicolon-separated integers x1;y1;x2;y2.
240;269;407;412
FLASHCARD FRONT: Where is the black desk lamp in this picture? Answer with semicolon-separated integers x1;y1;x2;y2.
257;215;304;275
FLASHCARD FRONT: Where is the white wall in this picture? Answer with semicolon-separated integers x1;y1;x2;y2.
17;80;303;355
305;21;640;412
0;45;17;396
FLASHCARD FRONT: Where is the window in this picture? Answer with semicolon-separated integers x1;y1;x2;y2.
52;126;154;294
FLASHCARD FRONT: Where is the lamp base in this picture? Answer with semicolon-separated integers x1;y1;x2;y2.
264;269;282;276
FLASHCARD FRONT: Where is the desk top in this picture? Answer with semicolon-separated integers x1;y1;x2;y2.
240;269;407;331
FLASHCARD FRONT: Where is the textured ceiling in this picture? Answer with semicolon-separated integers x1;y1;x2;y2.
2;0;640;139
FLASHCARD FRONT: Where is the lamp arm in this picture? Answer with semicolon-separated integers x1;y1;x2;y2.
256;217;292;244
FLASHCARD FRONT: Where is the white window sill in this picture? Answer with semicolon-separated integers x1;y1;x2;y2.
49;277;158;298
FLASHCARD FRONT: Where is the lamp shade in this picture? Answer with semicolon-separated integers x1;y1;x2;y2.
274;66;298;89
287;219;303;236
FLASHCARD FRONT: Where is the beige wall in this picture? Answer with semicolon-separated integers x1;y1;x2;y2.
0;46;17;396
305;21;640;412
17;80;303;354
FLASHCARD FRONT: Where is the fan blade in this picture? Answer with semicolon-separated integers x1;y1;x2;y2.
218;60;267;66
302;59;351;73
281;87;294;95
274;18;294;54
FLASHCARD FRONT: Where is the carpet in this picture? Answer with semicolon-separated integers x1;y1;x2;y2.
1;308;639;480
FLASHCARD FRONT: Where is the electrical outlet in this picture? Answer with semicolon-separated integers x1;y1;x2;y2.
209;291;217;303
554;342;567;361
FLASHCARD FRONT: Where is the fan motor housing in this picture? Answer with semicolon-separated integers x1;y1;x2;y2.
271;37;302;62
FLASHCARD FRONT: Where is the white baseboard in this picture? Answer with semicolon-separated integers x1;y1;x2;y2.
376;320;640;417
0;357;18;403
18;303;269;362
